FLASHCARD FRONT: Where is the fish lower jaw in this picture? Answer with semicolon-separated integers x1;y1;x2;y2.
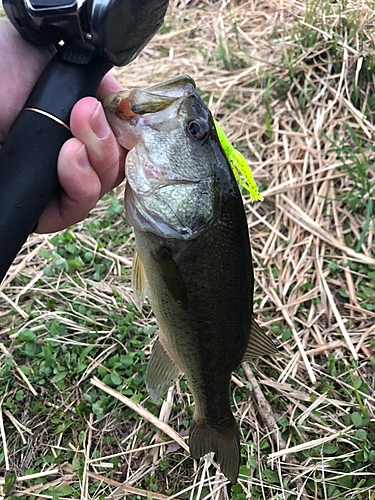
131;172;202;187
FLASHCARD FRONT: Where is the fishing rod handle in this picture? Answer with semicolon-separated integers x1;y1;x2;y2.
0;51;111;283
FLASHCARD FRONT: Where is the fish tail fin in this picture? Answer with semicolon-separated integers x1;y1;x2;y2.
189;415;240;484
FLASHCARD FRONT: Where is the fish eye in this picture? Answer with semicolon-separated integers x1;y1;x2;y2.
187;120;207;140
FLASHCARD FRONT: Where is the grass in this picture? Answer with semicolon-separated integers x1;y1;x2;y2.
1;0;375;498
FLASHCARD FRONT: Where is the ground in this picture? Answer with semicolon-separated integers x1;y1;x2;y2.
0;0;375;499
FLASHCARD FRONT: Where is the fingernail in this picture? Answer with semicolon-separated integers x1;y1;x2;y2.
77;145;92;170
90;102;111;140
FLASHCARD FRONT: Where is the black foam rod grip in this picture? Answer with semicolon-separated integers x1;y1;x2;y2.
0;52;111;284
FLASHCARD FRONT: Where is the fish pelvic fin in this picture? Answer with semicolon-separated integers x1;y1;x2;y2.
131;250;147;311
242;317;279;361
189;415;240;484
146;338;182;402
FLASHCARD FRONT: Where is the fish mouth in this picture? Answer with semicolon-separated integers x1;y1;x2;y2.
103;75;196;119
103;74;202;192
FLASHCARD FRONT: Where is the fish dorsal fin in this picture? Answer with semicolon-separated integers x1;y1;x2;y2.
131;250;147;312
151;246;189;310
146;337;182;402
242;317;279;361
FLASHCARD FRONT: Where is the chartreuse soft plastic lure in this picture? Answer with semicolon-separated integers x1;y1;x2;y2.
214;119;263;202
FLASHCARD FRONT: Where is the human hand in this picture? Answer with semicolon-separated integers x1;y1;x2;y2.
36;75;127;233
0;19;53;142
0;19;127;234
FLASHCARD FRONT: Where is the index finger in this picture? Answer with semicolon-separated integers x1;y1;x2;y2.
97;72;123;101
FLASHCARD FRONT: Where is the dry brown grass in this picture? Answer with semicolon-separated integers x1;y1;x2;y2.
1;0;375;498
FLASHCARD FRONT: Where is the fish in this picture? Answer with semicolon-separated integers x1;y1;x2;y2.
102;75;278;484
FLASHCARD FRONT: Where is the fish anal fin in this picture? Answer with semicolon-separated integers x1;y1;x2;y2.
189;416;240;484
151;246;189;310
242;317;279;361
131;250;147;312
146;337;181;402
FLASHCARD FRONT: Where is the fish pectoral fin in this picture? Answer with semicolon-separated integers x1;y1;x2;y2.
146;338;182;402
242;317;279;361
131;250;147;312
151;246;189;310
189;416;240;484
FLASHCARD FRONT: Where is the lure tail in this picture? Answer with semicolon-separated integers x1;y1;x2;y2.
214;119;263;203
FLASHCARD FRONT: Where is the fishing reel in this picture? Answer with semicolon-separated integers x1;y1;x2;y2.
0;0;170;282
3;0;168;66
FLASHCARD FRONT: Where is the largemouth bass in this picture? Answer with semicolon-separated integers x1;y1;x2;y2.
103;76;277;483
